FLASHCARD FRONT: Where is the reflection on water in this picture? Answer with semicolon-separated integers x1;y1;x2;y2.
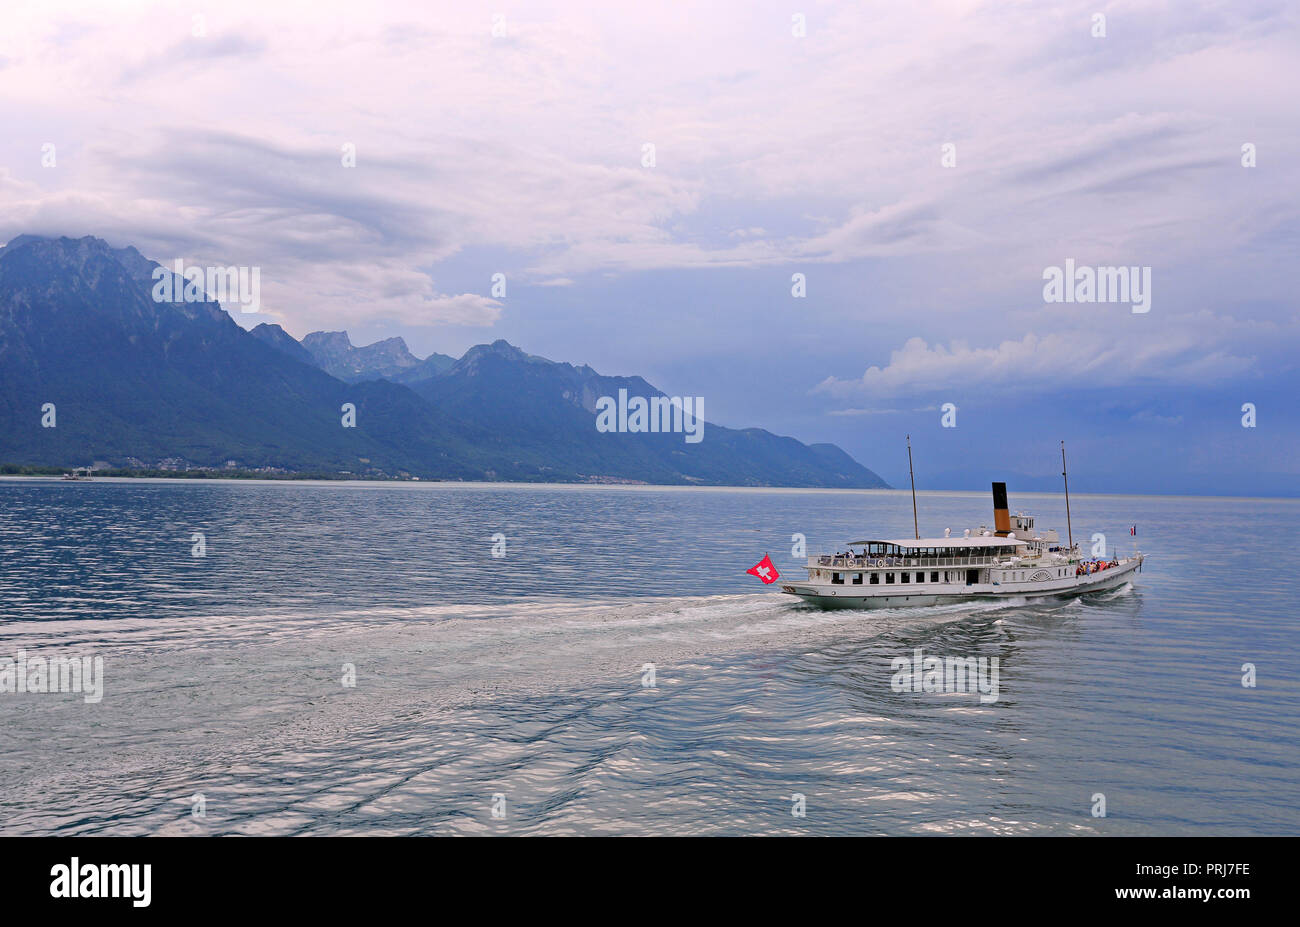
0;479;1297;835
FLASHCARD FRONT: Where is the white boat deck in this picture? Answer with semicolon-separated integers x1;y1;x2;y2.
781;553;1142;609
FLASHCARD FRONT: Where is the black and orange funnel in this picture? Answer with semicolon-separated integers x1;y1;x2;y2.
992;482;1011;536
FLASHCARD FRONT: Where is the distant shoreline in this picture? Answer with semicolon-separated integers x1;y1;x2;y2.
0;464;887;491
1;470;1296;501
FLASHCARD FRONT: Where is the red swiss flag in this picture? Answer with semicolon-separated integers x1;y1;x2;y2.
746;553;780;584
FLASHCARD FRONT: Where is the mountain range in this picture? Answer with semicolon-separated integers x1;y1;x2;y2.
0;235;888;487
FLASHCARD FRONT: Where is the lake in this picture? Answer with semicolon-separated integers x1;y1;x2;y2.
1;478;1296;835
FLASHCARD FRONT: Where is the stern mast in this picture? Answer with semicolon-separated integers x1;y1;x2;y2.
907;434;919;540
1061;440;1074;555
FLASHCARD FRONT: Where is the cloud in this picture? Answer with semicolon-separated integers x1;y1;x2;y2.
1130;410;1185;427
826;406;934;417
119;33;268;83
376;292;504;327
816;318;1260;401
0;0;1295;347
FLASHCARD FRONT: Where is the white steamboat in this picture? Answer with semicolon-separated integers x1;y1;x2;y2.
781;477;1143;609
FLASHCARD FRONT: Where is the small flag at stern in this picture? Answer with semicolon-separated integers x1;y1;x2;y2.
747;554;780;584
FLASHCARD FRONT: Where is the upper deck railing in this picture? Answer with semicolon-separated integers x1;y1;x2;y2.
811;554;1003;568
810;548;1076;569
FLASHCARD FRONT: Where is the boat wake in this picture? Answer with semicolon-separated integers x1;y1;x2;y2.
0;587;1146;836
0;590;1039;658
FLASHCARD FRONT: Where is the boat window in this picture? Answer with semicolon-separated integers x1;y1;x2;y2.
852;572;863;585
870;573;879;584
930;571;939;583
901;572;910;583
886;572;895;584
832;572;844;585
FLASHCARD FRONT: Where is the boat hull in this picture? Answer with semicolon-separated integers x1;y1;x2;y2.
780;556;1141;610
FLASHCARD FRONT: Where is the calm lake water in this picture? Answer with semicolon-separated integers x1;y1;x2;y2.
0;478;1296;835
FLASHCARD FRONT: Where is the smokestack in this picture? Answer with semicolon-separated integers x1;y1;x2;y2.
992;482;1011;536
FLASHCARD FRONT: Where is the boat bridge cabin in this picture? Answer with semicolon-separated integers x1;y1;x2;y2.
809;536;1034;588
820;536;1027;566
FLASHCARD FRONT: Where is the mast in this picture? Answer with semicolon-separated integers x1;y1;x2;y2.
1061;440;1074;552
907;434;919;540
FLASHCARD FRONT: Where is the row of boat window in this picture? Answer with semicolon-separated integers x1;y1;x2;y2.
832;571;949;585
828;566;1071;585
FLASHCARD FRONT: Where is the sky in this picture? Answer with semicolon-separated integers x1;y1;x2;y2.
1;0;1297;494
